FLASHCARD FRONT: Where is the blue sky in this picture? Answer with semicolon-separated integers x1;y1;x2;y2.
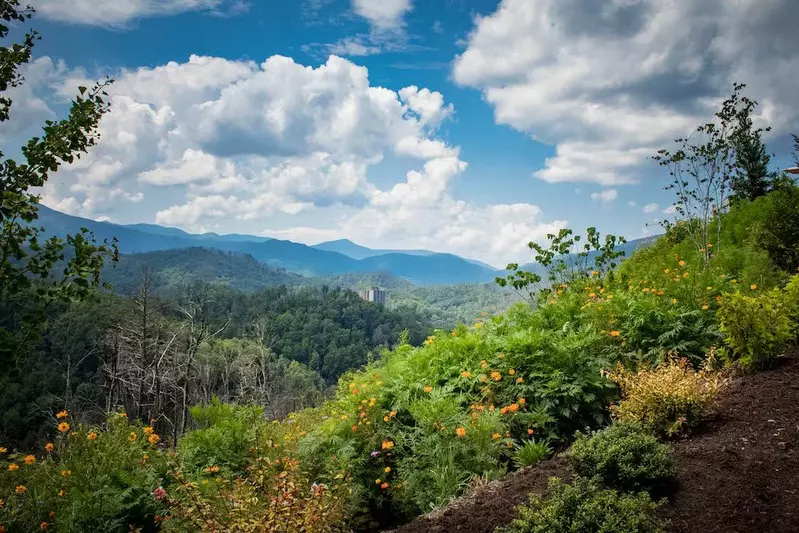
2;0;798;267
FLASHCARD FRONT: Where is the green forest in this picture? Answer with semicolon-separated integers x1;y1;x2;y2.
2;2;799;532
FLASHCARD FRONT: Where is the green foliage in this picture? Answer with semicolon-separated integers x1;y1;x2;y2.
0;413;168;532
568;422;674;492
0;0;118;365
178;399;263;472
497;227;626;300
751;181;799;272
499;477;664;533
717;284;795;371
513;440;552;468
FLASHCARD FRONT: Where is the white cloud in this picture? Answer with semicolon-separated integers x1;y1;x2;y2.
590;189;618;203
643;202;659;213
31;0;247;26
453;0;799;186
352;0;411;29
663;205;679;215
14;53;564;266
628;201;637;207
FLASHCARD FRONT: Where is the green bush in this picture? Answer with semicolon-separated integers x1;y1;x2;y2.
567;422;674;492
718;288;794;370
499;476;664;533
177;399;263;472
513;440;552;468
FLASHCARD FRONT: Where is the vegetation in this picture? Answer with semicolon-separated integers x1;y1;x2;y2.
1;15;799;530
568;422;675;492
499;477;664;533
608;357;722;437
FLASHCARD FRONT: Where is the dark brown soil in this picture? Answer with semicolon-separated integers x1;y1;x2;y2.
658;357;799;533
388;456;572;533
388;357;799;533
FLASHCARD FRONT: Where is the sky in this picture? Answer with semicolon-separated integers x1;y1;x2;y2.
1;0;798;268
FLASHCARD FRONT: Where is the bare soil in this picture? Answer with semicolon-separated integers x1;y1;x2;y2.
388;356;799;533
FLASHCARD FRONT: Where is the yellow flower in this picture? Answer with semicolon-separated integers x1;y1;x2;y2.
58;489;65;497
143;426;154;435
375;479;381;485
460;371;472;378
381;440;394;450
57;422;70;433
702;304;710;310
55;410;68;419
60;469;71;477
664;268;670;274
492;433;501;440
591;271;599;277
87;432;97;441
423;386;433;393
148;434;160;445
0;447;6;453
480;360;488;369
750;284;758;290
642;288;650;293
8;463;19;471
474;322;483;329
128;432;138;442
672;298;678;304
455;427;467;438
384;467;391;473
588;292;597;298
517;377;524;383
518;397;526;405
683;272;689;278
45;443;54;453
706;286;713;291
24;455;35;465
679;260;686;267
490;371;502;381
508;369;516;376
609;330;621;337
15;485;27;494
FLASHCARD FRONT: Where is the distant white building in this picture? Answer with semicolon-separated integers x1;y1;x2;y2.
358;287;388;305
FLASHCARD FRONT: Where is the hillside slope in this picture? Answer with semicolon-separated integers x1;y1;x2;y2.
390;356;799;533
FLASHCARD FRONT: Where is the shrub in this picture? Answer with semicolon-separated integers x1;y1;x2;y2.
0;411;168;532
717;288;794;371
513;440;552;468
608;357;722;437
567;422;674;492
163;456;346;532
177;399;263;473
499;476;663;533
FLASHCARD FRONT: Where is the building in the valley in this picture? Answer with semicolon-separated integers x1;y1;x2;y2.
358;287;388;305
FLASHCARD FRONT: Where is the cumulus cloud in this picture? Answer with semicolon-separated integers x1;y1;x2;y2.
643;202;659;213
6;53;564;266
590;189;618;203
352;0;411;29
31;0;248;26
453;0;799;186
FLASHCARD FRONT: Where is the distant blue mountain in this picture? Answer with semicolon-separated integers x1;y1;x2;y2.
312;238;499;270
35;206;500;285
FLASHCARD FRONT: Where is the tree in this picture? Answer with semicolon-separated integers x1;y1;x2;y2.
792;134;799;167
730;124;773;201
0;1;117;364
654;83;763;267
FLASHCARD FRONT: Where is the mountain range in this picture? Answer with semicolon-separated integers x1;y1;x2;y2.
37;205;658;286
36;206;499;285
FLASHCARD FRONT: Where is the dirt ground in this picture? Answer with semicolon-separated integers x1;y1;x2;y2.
388;356;799;533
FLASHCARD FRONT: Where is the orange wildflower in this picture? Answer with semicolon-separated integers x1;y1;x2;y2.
24;455;35;465
57;422;70;433
455;427;467;438
381;440;395;450
148;434;160;445
490;371;502;381
55;410;68;419
423;386;433;393
381;482;389;490
15;486;26;494
87;432;97;441
8;464;18;471
45;443;54;453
